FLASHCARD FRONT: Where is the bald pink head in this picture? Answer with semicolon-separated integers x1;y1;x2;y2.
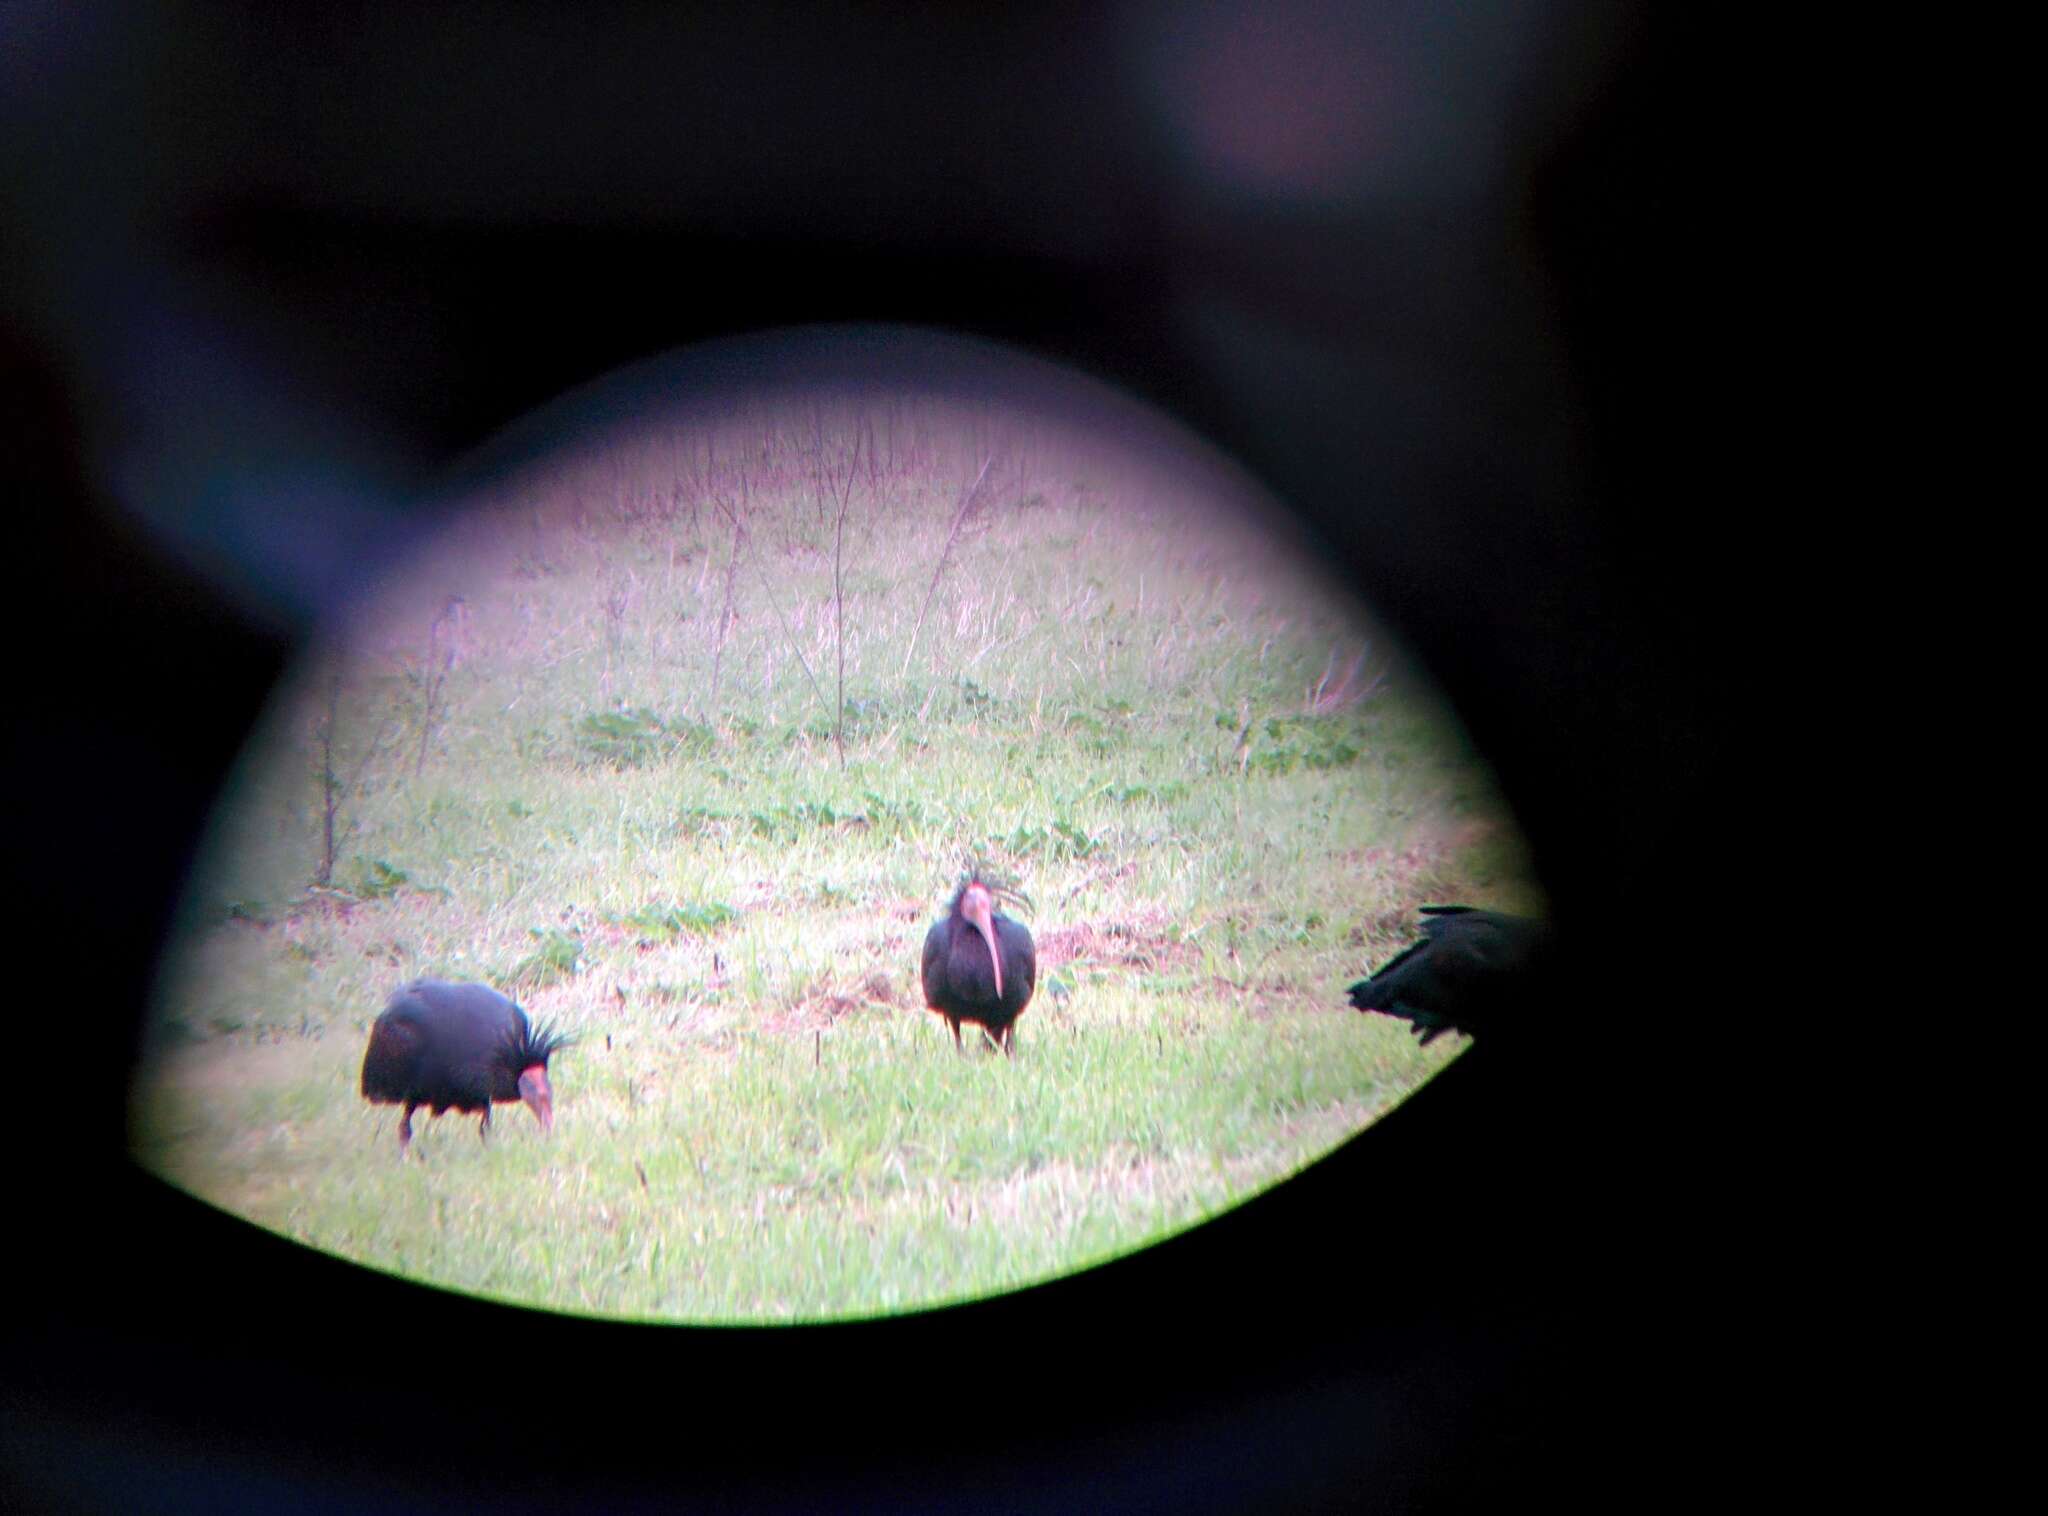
517;1064;554;1133
960;881;1002;999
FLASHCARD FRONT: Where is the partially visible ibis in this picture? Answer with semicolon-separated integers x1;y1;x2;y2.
921;875;1037;1054
1348;906;1549;1046
360;978;571;1154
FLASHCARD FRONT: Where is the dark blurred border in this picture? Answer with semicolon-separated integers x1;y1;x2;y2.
4;5;1749;1510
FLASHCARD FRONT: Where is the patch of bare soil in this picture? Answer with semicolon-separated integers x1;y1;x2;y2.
1336;817;1500;927
764;970;901;1034
1036;912;1200;973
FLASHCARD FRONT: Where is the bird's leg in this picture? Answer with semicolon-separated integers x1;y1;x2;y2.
980;1025;1003;1055
478;1105;492;1144
1000;1025;1016;1057
947;1016;964;1053
398;1103;417;1156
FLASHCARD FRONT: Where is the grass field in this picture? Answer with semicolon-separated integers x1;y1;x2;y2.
129;378;1540;1323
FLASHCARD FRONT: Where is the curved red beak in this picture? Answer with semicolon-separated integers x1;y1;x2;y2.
962;884;1002;1000
518;1065;554;1134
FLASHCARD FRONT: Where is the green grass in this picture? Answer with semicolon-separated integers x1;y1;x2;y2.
131;392;1541;1322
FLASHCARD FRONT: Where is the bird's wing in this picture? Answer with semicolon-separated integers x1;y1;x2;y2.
920;919;948;1006
1348;937;1433;1008
1001;918;1037;997
360;1013;424;1099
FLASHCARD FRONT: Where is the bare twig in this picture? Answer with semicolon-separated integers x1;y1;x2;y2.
343;711;401;810
808;400;830;526
317;667;341;886
901;452;992;678
315;659;399;887
830;423;863;768
709;490;833;728
708;503;743;714
412;596;467;779
600;569;634;702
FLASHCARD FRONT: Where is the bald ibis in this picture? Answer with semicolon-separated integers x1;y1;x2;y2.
360;979;570;1154
1348;906;1549;1045
921;876;1037;1054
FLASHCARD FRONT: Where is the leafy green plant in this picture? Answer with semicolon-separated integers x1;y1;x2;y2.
348;857;411;900
512;927;584;988
572;708;715;769
620;901;737;939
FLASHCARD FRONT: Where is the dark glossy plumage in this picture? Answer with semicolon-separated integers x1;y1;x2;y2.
360;978;570;1153
921;877;1037;1054
1348;907;1548;1045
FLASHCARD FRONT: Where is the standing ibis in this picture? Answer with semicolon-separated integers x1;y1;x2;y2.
1348;906;1549;1046
360;978;571;1154
921;875;1037;1054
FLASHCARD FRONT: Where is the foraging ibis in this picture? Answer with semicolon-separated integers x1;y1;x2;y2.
1348;906;1549;1045
360;979;570;1154
921;876;1037;1054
